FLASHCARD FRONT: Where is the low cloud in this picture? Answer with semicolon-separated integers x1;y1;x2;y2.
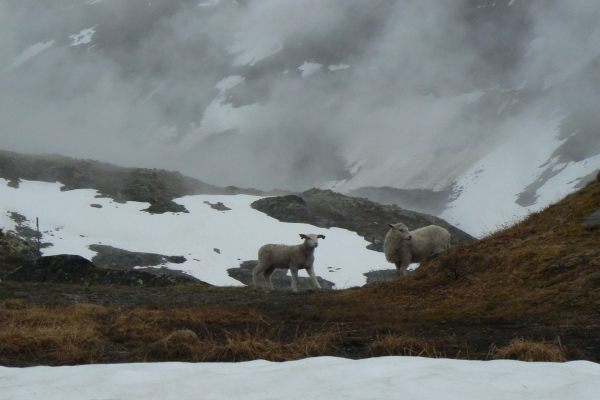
1;0;599;191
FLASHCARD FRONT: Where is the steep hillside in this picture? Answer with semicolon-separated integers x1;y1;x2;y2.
360;176;600;322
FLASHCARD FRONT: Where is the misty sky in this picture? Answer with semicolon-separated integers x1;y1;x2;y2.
2;0;600;191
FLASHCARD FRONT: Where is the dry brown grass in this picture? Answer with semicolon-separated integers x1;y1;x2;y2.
490;338;568;362
368;334;444;358
141;325;339;362
0;300;341;365
0;301;111;364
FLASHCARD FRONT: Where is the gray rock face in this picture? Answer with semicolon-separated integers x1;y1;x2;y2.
227;260;335;291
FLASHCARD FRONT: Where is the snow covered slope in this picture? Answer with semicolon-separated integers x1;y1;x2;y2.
0;179;388;288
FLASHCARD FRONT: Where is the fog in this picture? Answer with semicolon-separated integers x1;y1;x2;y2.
2;0;600;191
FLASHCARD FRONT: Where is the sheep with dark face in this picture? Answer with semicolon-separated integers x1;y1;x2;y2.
384;223;450;275
253;233;325;292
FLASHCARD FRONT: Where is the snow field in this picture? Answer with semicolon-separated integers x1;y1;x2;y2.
1;356;599;400
0;179;388;288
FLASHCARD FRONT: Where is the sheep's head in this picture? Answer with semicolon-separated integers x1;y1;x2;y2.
387;223;412;241
300;233;325;248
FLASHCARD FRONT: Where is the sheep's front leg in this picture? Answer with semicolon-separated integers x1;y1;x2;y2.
395;261;408;275
290;266;299;292
395;253;411;276
306;266;321;289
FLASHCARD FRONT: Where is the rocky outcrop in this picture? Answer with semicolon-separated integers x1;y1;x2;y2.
251;188;475;252
0;231;38;264
251;195;309;223
227;260;335;291
362;269;399;287
4;254;205;287
89;244;187;271
203;201;232;211
0;150;277;214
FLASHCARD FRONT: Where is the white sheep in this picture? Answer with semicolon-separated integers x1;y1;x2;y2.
252;233;325;292
384;223;450;275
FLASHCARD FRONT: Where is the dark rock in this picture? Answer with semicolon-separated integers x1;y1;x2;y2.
142;200;189;214
227;260;335;291
89;244;187;270
251;195;310;223
90;204;102;208
362;269;399;287
4;254;205;287
203;201;231;211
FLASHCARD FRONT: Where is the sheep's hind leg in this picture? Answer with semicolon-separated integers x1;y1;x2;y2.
264;267;276;291
252;262;267;292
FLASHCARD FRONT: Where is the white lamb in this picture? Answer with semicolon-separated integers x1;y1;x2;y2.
384;223;451;275
253;233;325;292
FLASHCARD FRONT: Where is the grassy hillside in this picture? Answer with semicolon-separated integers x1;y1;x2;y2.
1;180;599;366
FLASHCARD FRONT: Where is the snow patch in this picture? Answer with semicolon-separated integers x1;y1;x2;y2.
299;62;322;77
328;64;351;72
69;26;98;47
198;0;221;7
228;34;283;67
215;75;244;93
6;40;55;72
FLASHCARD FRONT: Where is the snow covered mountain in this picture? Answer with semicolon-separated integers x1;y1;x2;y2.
2;0;600;237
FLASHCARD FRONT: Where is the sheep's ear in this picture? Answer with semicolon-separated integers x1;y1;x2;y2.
317;234;325;239
299;234;308;239
387;223;394;229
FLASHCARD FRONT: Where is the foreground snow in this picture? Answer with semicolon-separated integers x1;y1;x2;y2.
1;357;599;400
0;179;388;288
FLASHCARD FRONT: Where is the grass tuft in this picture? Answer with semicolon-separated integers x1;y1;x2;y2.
490;337;568;362
369;334;443;358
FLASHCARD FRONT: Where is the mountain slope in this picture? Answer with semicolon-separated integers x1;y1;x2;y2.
0;151;473;288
